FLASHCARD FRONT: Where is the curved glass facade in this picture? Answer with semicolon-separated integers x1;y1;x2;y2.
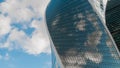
46;0;120;68
106;0;120;51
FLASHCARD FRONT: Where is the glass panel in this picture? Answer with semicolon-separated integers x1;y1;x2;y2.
106;0;120;51
46;0;120;68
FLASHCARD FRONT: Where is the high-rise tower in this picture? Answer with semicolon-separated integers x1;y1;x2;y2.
46;0;120;68
106;0;120;51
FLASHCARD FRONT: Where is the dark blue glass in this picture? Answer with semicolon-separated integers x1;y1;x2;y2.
106;0;120;51
46;0;120;68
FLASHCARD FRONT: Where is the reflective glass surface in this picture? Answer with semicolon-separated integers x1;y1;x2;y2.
51;46;61;68
106;0;120;51
46;0;120;68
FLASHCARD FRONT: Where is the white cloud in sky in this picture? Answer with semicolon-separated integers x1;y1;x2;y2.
0;15;11;36
0;0;48;22
0;0;51;55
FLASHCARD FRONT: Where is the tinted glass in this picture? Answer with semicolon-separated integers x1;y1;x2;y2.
46;0;120;68
106;0;120;51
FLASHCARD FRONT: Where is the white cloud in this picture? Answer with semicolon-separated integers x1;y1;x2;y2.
22;28;50;55
3;21;51;55
0;0;34;22
31;20;42;29
0;0;51;55
0;15;11;36
0;0;50;23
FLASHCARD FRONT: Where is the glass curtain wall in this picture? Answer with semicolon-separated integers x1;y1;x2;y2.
106;0;120;51
46;0;120;68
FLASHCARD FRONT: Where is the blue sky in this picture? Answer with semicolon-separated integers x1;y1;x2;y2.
0;0;51;68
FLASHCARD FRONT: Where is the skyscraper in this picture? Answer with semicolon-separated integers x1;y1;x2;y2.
106;0;120;51
46;0;120;68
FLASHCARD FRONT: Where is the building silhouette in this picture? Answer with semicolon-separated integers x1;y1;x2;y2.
46;0;120;68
